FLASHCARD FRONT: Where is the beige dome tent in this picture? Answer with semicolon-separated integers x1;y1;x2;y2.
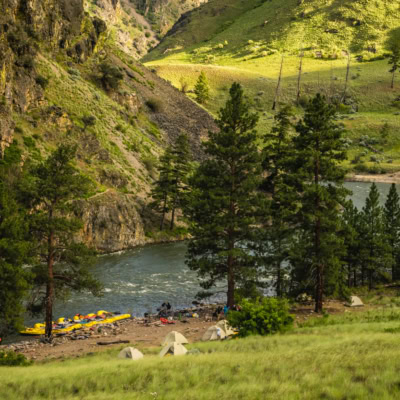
159;342;188;357
118;347;144;360
216;320;235;336
162;331;189;346
202;325;226;341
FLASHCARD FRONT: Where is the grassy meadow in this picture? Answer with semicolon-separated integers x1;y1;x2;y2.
145;53;400;174
3;306;400;399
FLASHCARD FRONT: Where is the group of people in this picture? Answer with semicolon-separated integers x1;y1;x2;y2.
212;304;241;320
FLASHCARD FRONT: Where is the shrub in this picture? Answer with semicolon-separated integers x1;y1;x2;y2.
0;351;32;366
35;75;49;89
82;115;96;130
227;297;294;337
99;62;123;90
145;97;164;112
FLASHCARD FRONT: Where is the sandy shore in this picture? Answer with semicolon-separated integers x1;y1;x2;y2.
346;172;400;184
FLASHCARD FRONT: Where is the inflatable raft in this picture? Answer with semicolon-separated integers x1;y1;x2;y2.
20;311;131;336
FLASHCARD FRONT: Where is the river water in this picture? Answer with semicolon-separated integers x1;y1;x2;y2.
24;181;399;326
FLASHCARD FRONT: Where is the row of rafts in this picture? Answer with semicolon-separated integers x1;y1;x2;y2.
20;310;131;336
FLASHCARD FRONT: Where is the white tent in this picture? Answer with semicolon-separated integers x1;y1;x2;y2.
202;326;226;341
347;296;364;307
118;347;144;360
162;331;189;346
159;342;188;357
216;320;235;336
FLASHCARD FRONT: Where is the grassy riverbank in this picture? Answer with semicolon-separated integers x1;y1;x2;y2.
3;306;400;399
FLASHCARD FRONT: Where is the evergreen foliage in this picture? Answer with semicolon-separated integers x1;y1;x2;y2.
384;184;400;281
227;297;294;337
261;106;298;297
150;134;192;231
169;134;192;230
194;72;210;104
360;183;391;289
185;82;266;307
290;94;349;312
99;62;124;90
22;144;103;338
388;42;400;89
0;145;32;337
150;146;174;231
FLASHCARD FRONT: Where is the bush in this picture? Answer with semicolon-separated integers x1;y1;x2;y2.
0;351;32;366
35;75;49;89
145;97;164;112
99;62;123;90
227;297;294;337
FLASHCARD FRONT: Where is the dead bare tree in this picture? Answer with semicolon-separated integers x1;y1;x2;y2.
272;55;284;111
296;51;304;105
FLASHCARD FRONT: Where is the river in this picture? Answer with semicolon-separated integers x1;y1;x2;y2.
23;181;398;326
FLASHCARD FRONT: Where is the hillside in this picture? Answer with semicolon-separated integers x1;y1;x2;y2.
3;306;400;399
0;0;215;253
144;0;400;175
146;0;400;60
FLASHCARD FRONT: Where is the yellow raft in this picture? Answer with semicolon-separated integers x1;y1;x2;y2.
20;312;131;336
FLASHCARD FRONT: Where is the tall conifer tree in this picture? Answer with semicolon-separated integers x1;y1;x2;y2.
291;94;348;312
169;134;192;230
384;184;400;281
361;183;391;289
185;83;265;307
0;145;32;336
261;106;298;297
23;145;103;338
150;146;174;231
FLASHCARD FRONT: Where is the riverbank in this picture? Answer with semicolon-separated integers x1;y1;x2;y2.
2;299;369;361
2;303;400;399
346;172;400;184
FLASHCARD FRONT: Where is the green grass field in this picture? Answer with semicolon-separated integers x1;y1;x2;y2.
3;307;400;399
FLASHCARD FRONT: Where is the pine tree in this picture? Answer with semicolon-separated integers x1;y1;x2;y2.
185;83;265;307
389;42;400;89
169;134;192;230
0;144;32;336
291;94;349;312
341;199;362;287
360;183;391;289
384;183;400;281
150;146;174;231
261;106;298;297
23;144;103;339
194;71;210;104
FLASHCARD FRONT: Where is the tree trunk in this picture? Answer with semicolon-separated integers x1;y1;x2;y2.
296;53;303;105
227;253;235;308
353;267;357;287
272;55;284;111
276;262;282;297
170;207;175;230
45;229;55;339
160;193;167;231
368;269;373;290
314;140;323;313
341;53;351;102
391;70;395;89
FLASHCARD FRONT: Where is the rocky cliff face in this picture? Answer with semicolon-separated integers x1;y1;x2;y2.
1;0;215;253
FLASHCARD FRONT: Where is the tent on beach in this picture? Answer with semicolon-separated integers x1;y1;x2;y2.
202;326;226;341
118;347;144;360
162;331;188;346
159;342;188;357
